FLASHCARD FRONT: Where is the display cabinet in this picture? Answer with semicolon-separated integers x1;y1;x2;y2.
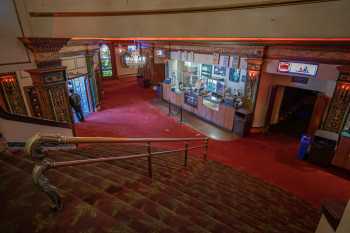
0;73;27;115
27;67;72;123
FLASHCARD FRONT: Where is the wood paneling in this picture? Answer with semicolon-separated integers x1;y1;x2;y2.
162;83;235;130
307;94;330;135
332;136;350;170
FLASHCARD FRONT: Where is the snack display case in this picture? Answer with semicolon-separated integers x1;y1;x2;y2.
162;56;251;131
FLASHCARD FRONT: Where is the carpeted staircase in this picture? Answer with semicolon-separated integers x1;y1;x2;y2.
0;144;320;233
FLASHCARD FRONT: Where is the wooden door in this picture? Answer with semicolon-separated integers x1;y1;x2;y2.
153;64;165;84
307;94;330;135
264;85;279;130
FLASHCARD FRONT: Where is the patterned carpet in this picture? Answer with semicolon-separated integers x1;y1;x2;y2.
0;144;320;233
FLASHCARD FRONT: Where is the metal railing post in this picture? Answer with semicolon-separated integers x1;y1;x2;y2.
203;138;209;160
168;102;171;116
180;106;183;123
147;142;152;178
184;142;188;167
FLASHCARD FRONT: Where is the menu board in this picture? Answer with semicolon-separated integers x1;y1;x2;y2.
219;55;230;67
201;64;213;78
213;66;227;77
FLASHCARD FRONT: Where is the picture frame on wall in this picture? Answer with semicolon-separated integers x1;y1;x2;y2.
229;55;240;68
229;68;240;82
213;66;227;77
240;69;247;82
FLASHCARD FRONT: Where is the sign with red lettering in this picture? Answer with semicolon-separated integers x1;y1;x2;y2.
278;61;318;77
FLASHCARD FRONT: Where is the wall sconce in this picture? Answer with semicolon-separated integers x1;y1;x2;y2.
248;70;258;81
118;46;124;53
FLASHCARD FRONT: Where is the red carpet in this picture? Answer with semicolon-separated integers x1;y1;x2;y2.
75;77;350;208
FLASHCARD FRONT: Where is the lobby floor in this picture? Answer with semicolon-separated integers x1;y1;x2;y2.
150;98;238;141
75;77;350;208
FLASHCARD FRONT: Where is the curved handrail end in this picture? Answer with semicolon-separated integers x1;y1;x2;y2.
25;133;65;159
33;159;62;211
25;133;43;159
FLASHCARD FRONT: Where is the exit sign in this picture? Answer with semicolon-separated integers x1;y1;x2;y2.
278;61;318;77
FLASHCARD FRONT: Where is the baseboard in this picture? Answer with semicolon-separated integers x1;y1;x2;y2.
250;127;267;134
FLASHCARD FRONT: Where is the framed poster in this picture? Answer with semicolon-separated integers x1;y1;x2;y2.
219;55;230;67
229;68;240;82
213;66;227;77
213;53;220;65
239;58;248;70
201;64;213;78
240;69;247;82
229;55;240;68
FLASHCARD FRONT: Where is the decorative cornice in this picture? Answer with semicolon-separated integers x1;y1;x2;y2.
29;0;337;17
19;37;71;53
59;48;99;58
156;44;265;58
265;46;350;65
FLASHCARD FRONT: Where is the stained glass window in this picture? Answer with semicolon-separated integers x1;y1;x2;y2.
100;44;113;78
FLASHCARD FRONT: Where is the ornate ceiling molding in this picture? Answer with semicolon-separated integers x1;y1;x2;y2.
29;0;337;17
18;37;71;68
18;37;71;53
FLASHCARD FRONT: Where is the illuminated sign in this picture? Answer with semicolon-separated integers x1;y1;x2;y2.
278;61;318;77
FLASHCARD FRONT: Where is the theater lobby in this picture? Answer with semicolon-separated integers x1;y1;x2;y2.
1;1;350;233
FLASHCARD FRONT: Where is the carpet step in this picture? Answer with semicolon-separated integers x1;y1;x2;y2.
50;150;234;233
1;143;320;233
75;145;319;233
124;154;319;233
0;158;132;233
0;153;176;233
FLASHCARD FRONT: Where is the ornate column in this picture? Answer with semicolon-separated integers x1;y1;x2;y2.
85;49;100;110
323;66;350;133
245;58;264;112
107;43;117;79
19;38;72;123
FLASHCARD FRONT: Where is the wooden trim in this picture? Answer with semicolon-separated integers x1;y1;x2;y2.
162;99;235;132
29;0;337;17
109;44;118;79
0;106;72;128
117;74;140;79
266;54;350;65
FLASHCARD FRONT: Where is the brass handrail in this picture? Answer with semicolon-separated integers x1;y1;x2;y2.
25;133;208;159
27;133;209;211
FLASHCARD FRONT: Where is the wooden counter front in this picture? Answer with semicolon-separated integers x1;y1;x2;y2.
332;135;350;170
162;83;235;131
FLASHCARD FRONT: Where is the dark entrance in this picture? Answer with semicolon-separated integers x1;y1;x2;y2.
271;86;318;137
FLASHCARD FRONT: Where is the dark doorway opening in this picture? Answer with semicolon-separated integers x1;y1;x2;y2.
271;86;318;137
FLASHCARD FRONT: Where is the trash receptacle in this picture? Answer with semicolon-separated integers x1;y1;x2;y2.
308;130;339;167
298;135;311;160
233;109;253;137
154;84;162;97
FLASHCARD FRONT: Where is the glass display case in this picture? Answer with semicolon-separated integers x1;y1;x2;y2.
166;58;248;109
168;60;183;93
183;61;200;89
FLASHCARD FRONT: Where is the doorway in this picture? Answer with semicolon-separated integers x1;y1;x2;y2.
68;75;92;122
269;86;318;137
